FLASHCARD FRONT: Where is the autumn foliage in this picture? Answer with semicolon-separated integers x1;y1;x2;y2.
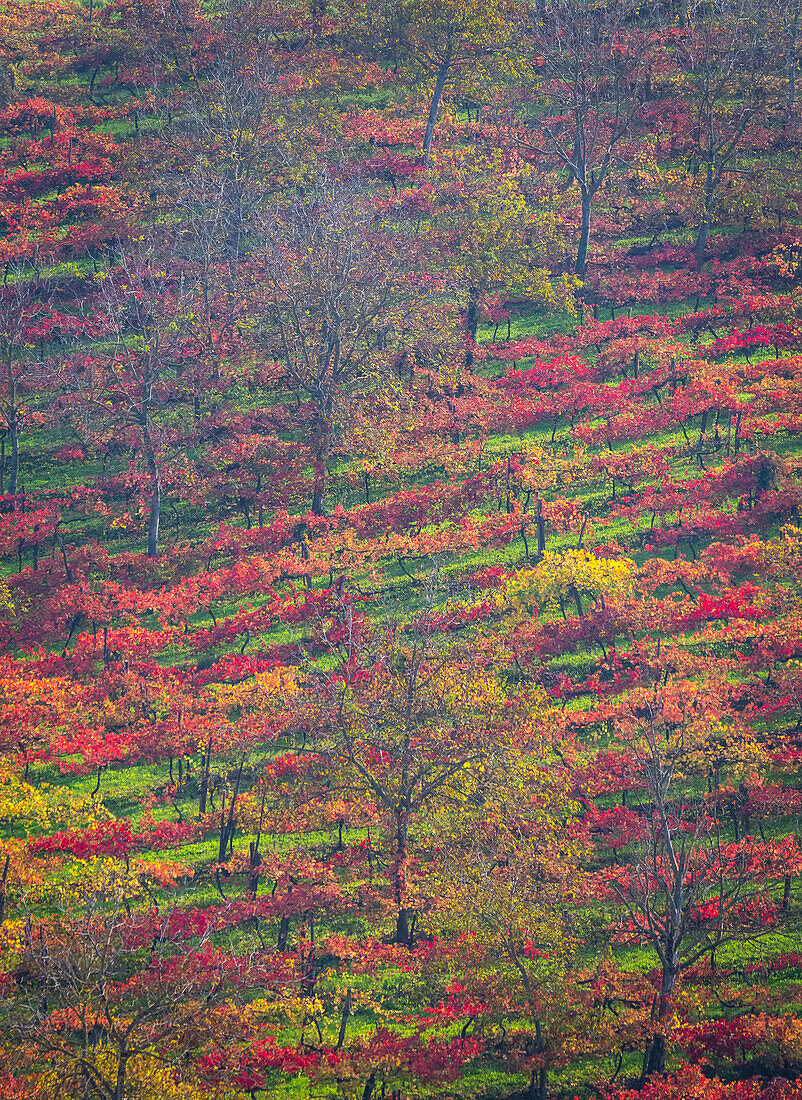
0;0;800;1098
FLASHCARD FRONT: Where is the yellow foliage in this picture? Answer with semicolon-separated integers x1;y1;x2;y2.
530;549;637;614
430;147;576;313
0;765;50;831
213;665;297;717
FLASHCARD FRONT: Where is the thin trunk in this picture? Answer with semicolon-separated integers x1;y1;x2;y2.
336;987;352;1050
248;840;262;898
7;409;18;496
145;445;160;557
217;790;227;864
536;498;546;560
575;191;592;277
465;285;479;369
423;56;451;164
199;738;212;814
732;410;742;456
277;913;290;951
694;217;710;264
0;854;9;925
569;585;583;617
790;0;800;106
114;1051;128;1100
311;409;329;516
312;477;325;516
4;347;18;496
697;407;709;448
695;170;714;263
525;1065;548;1100
220;752;246;860
147;477;160;556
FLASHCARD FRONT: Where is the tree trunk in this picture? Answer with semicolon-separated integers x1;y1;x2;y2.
8;423;17;496
219;752;246;861
114;1051;128;1100
199;738;212;814
465;284;479;369
396;906;412;946
694;217;710;264
423;56;452;165
336;987;352;1050
3;348;18;496
644;960;677;1077
0;854;10;925
575;191;592;277
695;169;715;264
790;0;800;106
526;1066;548;1100
146;452;160;557
393;810;413;946
198;743;211;814
311;409;329;516
277;913;290;951
312;476;325;516
217;790;227;864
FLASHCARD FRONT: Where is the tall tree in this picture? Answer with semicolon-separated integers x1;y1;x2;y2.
668;0;773;261
346;0;513;162
427;148;574;367
296;597;556;947
58;248;198;556
257;181;448;515
514;0;652;276
0;273;52;498
609;687;801;1080
5;866;235;1100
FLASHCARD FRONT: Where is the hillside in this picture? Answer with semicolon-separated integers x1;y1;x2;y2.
0;1;801;1098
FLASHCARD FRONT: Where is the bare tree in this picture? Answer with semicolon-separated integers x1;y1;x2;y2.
668;0;773;261
514;0;653;276
257;181;445;515
0;270;54;497
294;584;517;947
614;694;791;1080
5;870;233;1100
58;246;197;555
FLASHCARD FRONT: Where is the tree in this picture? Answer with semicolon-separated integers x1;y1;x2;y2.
58;247;198;556
668;0;773;261
530;548;637;618
346;0;513;162
0;273;53;498
295;594;551;946
257;181;448;515
427;148;574;367
514;0;652;275
3;864;234;1100
156;4;301;274
433;764;586;1100
608;687;802;1080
